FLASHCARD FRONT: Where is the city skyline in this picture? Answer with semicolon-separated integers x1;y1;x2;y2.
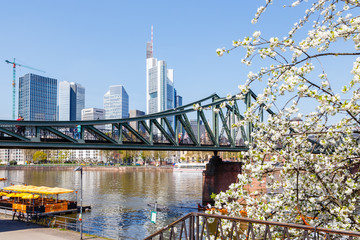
0;1;283;120
16;27;179;121
0;1;351;120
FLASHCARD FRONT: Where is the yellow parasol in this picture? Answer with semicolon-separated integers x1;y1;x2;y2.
0;192;7;197
6;192;25;198
21;194;40;199
3;185;74;195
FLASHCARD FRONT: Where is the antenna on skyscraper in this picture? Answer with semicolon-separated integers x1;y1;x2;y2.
146;25;154;59
151;25;153;53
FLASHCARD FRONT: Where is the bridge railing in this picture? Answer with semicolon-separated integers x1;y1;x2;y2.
144;212;360;240
0;90;273;151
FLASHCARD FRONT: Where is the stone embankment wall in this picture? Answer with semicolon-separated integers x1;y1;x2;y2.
0;165;173;172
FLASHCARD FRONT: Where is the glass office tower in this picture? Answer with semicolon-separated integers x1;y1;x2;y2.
58;81;85;121
146;59;174;115
18;73;57;121
103;85;129;119
145;29;175;133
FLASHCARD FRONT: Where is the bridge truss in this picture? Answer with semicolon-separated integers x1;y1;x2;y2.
0;90;274;151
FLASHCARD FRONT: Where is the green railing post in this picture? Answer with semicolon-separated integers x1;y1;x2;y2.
149;120;153;145
212;96;219;147
197;111;200;144
175;115;179;146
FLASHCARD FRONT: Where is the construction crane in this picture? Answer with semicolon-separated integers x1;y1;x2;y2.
5;58;45;120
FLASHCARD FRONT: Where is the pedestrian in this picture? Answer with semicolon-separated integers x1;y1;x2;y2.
16;116;25;135
77;125;81;139
75;125;82;139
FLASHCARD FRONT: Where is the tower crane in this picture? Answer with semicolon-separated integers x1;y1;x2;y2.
5;58;45;120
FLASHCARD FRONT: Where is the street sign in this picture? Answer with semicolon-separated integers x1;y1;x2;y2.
151;211;157;223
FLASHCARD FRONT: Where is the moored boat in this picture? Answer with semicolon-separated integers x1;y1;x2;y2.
0;184;80;220
173;163;207;172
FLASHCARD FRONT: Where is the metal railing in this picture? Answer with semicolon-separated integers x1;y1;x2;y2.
0;206;14;217
145;212;360;240
1;210;121;239
48;215;120;239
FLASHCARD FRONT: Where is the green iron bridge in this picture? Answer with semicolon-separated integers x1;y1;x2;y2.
0;90;274;151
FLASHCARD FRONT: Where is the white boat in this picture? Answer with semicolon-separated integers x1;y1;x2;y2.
173;163;207;172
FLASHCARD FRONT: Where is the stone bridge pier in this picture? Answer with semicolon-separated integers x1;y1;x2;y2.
202;152;242;205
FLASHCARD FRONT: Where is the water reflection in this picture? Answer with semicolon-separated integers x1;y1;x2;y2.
0;169;203;239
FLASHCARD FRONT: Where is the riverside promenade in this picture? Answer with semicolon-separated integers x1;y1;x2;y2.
0;215;104;240
0;164;173;171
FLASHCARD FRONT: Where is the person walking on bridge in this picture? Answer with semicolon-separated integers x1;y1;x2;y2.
16;116;25;135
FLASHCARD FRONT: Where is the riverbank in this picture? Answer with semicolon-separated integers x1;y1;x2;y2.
0;215;106;240
0;166;202;238
0;165;173;171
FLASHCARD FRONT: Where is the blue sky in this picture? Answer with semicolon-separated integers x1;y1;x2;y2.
0;1;353;120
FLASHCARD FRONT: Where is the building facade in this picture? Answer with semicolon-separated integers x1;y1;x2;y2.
58;81;85;121
81;108;105;121
71;149;103;162
0;149;26;165
18;73;57;121
174;89;184;135
174;90;182;109
103;85;129;119
146;59;174;114
81;107;106;131
129;109;145;132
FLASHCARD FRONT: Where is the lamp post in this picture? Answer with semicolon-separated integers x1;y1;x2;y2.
74;166;83;240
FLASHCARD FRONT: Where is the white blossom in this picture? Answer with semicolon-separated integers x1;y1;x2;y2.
253;31;261;38
216;48;225;56
213;0;360;233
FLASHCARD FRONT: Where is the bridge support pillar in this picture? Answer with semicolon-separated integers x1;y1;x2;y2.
202;154;242;205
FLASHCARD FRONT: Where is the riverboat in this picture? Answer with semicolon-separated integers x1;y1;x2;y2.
173;163;207;172
0;185;79;220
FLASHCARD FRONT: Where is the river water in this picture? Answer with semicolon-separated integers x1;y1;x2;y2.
0;168;203;239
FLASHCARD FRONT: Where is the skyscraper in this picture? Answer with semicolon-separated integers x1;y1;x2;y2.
103;85;129;119
146;28;174;115
58;81;85;121
18;73;57;121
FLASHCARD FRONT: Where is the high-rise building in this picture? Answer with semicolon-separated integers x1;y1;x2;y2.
146;28;174;115
58;81;85;121
18;73;57;121
103;85;129;119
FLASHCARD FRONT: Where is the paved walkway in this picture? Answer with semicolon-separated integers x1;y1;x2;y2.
0;215;104;240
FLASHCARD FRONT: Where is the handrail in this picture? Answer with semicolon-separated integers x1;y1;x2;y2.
50;215;120;239
0;206;14;217
144;212;360;239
